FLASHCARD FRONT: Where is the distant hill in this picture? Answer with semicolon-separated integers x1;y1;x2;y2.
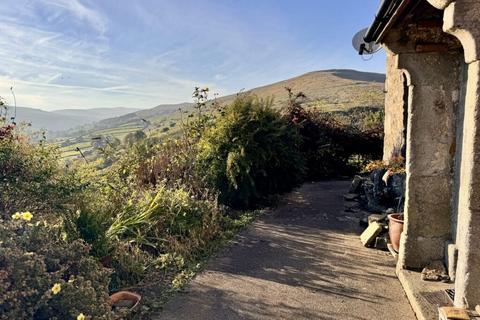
53;69;385;161
75;69;385;135
92;103;192;131
218;69;385;110
9;107;140;132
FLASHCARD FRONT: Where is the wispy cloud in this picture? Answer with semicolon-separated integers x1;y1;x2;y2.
0;1;302;110
0;0;385;111
0;0;214;110
42;0;108;35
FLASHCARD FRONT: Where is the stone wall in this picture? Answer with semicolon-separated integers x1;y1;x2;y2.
397;52;462;269
383;53;407;162
451;60;480;307
379;0;480;309
439;0;480;307
451;62;467;244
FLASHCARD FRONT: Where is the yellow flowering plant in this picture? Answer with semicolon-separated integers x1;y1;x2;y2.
0;218;113;319
51;283;62;295
11;211;33;221
21;211;33;221
11;212;21;220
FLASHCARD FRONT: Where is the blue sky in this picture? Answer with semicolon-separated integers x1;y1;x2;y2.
0;0;384;111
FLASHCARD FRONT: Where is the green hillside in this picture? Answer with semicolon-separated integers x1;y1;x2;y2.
220;69;385;111
55;69;385;160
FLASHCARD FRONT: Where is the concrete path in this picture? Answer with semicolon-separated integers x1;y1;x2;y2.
158;181;415;320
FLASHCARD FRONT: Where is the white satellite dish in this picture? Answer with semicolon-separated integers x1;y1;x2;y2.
352;27;381;55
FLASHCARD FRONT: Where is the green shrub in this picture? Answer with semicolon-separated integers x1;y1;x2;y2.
361;109;384;131
95;184;221;290
0;124;81;219
60;133;222;289
123;130;147;146
0;216;112;319
197;95;305;208
74;209;111;258
109;242;152;291
283;88;383;179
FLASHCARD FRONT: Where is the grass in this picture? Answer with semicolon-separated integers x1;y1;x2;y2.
60;150;82;158
55;125;145;158
94;126;143;136
307;85;384;113
57;141;93;160
58;141;91;151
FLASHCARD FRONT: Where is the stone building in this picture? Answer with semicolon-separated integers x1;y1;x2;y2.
361;0;480;311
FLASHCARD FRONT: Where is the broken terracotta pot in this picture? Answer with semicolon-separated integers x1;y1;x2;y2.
388;213;404;252
109;291;141;311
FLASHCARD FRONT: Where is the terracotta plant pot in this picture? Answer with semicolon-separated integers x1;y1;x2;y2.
388;213;404;252
109;291;141;310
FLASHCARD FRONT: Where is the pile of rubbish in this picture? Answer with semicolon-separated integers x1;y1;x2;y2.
349;168;405;214
344;168;406;252
346;168;454;283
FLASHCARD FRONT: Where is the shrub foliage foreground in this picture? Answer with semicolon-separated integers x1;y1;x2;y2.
0;219;112;320
197;96;305;208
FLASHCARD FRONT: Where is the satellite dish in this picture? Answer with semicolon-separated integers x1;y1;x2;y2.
352;27;381;55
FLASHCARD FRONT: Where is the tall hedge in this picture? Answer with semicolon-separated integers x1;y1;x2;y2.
197;96;305;208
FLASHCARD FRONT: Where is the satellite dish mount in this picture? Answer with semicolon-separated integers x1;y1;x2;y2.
352;27;381;55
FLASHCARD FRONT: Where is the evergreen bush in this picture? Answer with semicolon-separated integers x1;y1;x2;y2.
197;95;305;208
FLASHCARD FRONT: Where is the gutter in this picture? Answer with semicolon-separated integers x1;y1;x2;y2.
364;0;405;43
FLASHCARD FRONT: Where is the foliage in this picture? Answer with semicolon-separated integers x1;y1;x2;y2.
283;88;383;179
115;87;217;197
363;156;405;174
106;185;220;254
197;95;305;208
0;123;82;218
327;106;384;131
361;109;384;131
73;209;111;258
123;130;147;146
65;125;222;291
109;242;153;291
126;138;208;197
65;161;224;292
0;217;112;320
184;87;219;144
0;80;386;318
